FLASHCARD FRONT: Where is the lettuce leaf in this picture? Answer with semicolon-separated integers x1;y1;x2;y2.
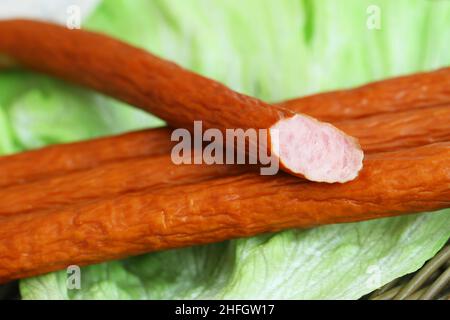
10;0;450;299
0;71;163;154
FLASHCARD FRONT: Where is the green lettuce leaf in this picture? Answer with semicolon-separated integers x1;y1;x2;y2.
0;71;163;155
12;0;450;299
0;103;16;154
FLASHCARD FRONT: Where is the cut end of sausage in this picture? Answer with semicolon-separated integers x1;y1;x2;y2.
270;115;364;183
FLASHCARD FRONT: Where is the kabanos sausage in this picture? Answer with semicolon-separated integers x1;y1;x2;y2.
0;19;363;183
